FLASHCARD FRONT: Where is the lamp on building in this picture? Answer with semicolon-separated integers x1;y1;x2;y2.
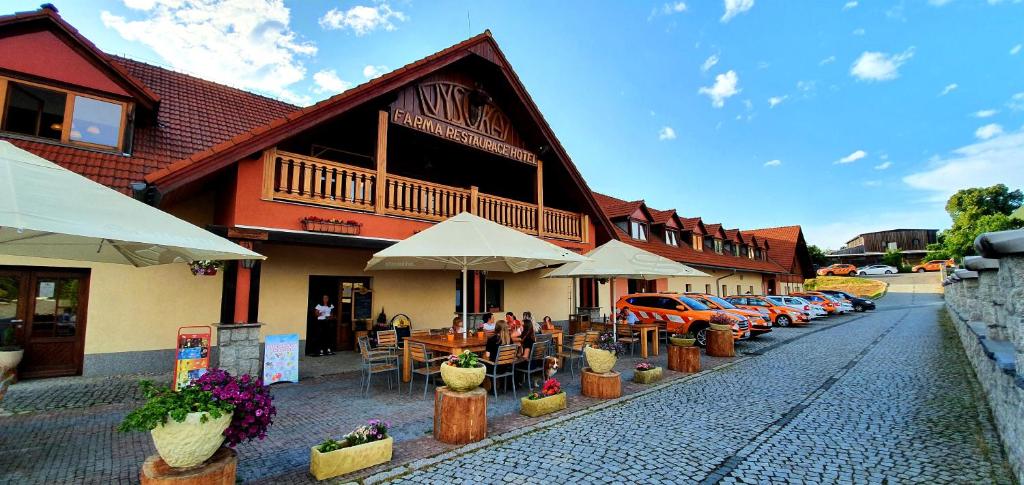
237;240;257;269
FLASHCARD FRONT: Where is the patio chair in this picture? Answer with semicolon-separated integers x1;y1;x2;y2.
584;331;600;347
616;325;639;357
411;329;430;336
408;342;446;398
358;337;399;396
535;333;554;358
479;344;519;399
557;333;587;377
376;329;399;354
656;322;670;349
514;340;549;390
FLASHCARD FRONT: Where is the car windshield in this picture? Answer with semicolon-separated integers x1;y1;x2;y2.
677;296;710;311
705;295;737;309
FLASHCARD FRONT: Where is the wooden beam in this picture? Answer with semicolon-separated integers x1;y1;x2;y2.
469;186;479;215
536;159;545;236
582;214;590;244
261;148;276;201
375;110;389;213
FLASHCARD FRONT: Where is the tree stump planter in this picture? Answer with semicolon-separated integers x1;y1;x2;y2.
581;368;621;399
309;437;393;481
706;329;735;357
520;392;567;417
668;345;701;373
433;386;487;444
140;447;236;485
633;367;662;384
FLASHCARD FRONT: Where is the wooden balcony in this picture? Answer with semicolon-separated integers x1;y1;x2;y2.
262;149;588;242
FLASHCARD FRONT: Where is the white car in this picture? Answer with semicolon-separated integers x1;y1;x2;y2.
856;264;898;276
824;294;854;313
767;295;826;320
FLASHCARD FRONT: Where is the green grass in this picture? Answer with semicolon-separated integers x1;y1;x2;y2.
803;276;888;299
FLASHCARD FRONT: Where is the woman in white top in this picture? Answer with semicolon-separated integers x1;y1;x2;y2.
313;295;335;356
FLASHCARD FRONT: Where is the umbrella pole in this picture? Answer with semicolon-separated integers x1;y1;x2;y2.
462;266;468;339
610;278;617;342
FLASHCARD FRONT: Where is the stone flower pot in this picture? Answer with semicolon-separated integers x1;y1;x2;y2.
309;437;393;481
633;367;663;384
520;392;566;418
150;411;232;468
709;323;732;332
439;362;485;392
669;337;695;347
583;347;617;374
0;348;23;371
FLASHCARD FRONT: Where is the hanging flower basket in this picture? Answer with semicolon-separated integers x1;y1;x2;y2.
189;260;222;276
301;217;361;235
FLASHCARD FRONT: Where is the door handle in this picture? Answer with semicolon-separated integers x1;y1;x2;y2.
10;319;23;324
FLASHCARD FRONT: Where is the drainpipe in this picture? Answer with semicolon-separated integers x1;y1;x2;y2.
715;269;737;296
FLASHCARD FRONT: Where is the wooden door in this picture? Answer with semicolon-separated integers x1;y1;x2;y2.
21;270;89;378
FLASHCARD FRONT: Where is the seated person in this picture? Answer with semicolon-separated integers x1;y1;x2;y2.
540;316;557;332
519;321;537;360
484;320;513;372
451;316;464;334
480;312;496;332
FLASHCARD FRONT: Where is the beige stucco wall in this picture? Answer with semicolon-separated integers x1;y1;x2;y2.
665;268;764;297
0;254;223;354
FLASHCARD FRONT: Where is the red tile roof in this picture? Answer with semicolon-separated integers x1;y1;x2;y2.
679;217;705;234
649;208;678;225
591;192;647;220
744;226;811;276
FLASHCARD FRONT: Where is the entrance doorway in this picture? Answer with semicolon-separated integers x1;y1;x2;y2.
307;276;371;354
766;279;776;295
0;267;90;378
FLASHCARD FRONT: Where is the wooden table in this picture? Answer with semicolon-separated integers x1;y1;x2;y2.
633;323;660;358
402;334;488;383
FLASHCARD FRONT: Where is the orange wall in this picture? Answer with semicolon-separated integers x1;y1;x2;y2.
0;29;130;97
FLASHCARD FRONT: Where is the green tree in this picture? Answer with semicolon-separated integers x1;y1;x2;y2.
934;184;1024;260
945;184;1023;221
806;245;828;267
882;249;905;271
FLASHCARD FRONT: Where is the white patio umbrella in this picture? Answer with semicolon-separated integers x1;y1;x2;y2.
0;141;262;266
364;212;589;336
544;239;708;339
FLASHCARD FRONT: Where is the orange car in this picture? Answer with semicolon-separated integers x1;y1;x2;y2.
912;259;953;273
816;264;858;276
616;292;751;346
685;292;773;334
724;295;808;327
791;292;838;315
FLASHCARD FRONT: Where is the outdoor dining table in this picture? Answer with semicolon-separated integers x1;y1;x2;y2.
401;333;489;383
633;322;660;358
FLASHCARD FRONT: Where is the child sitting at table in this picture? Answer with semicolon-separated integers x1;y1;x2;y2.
451;316;464;334
540;316;556;332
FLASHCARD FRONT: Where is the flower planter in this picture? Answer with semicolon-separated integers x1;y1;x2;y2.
439;362;485;392
301;219;361;235
0;349;23;371
709;323;732;332
669;337;695;347
583;347;617;374
520;392;566;418
633;367;663;384
150;411;232;468
309;437;393;481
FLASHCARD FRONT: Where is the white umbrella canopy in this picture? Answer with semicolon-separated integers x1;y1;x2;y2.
364;212;589;335
0;141;263;266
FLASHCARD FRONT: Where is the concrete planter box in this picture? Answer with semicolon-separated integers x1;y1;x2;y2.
439;363;485;392
633;367;663;384
309;437;393;481
520;392;566;418
150;411;231;468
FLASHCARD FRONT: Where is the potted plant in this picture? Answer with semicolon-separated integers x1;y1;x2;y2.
0;326;23;371
194;369;276;447
709;312;734;332
633;360;662;384
439;350;485;392
583;332;623;374
520;378;566;417
310;419;393;480
669;332;696;347
188;260;223;276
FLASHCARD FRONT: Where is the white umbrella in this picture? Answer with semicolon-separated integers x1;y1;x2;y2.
544;239;708;339
364;212;589;336
0;141;262;266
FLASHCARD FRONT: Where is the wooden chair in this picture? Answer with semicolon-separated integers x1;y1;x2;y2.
376;329;399;353
557;333;587;377
479;344;520;399
358;336;399;396
514;340;549;390
535;333;554;358
616;325;639;357
408;342;446;398
584;331;600;347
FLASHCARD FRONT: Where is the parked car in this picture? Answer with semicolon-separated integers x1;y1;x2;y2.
855;264;898;276
766;295;826;320
816;264;858;276
724;295;809;327
821;293;853;313
791;292;839;315
817;290;876;312
685;292;772;335
912;259;951;273
616;293;751;347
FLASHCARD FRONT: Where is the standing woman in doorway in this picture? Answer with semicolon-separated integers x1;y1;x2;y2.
314;295;335;356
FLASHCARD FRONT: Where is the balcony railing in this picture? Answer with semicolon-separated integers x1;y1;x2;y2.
262;149;587;242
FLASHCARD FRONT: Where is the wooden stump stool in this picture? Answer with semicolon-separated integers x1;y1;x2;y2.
434;386;487;444
580;368;621;399
706;329;735;357
667;345;701;373
140;447;236;485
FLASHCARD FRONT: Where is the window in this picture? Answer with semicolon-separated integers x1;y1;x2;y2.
749;285;754;294
912;238;921;248
724;242;733;254
1;79;127;150
485;279;503;312
737;284;742;295
3;81;66;140
887;241;898;250
755;248;762;259
714;240;723;254
694;235;703;251
629;220;648;241
685;283;692;292
704;284;711;294
665;230;678;246
70;96;123;147
721;284;727;295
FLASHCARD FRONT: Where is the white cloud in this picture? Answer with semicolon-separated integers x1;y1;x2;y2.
663;2;688;14
362;64;388;79
904;129;1024;201
658;126;677;140
698;70;741;108
819;55;836;66
975;123;1004;140
835;149;867;164
850;47;915;82
101;0;317;105
768;95;788;108
843;1;859;10
312;69;352;94
701;54;719;73
852;27;866;36
1011;44;1022;55
973;109;998;118
1010;92;1024;111
763;159;782;167
319;3;406;35
938;83;958;96
721;0;754;22
862;180;882;187
874;161;893;170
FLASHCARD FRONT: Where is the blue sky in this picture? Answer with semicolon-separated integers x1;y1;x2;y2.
15;0;1024;248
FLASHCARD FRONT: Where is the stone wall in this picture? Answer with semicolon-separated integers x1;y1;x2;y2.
215;323;262;378
945;236;1024;484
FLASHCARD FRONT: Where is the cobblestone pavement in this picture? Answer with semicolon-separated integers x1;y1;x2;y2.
387;282;1013;484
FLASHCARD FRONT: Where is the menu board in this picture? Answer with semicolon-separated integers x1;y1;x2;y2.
263;333;299;384
174;326;211;391
353;289;373;320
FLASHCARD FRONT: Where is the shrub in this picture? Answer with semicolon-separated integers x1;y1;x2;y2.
117;381;233;433
317;419;391;452
195;369;276;446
